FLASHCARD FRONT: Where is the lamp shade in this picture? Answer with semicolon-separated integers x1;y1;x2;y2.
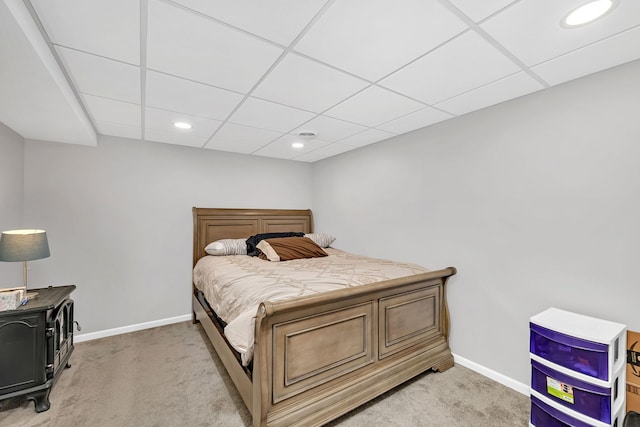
0;229;50;262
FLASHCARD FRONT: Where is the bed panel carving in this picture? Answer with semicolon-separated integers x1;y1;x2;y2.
272;302;374;403
379;285;441;359
262;216;311;234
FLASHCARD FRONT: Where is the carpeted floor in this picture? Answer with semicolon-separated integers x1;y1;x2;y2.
0;322;529;426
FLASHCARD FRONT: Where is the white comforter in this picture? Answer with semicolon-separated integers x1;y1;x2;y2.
192;248;429;365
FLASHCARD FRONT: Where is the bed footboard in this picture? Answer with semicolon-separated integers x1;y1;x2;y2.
252;267;456;427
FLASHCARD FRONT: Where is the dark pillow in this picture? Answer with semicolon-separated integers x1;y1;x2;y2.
245;232;304;256
257;237;328;261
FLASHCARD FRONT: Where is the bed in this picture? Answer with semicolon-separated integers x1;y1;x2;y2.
191;208;457;427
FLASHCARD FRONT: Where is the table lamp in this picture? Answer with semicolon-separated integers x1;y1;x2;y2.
0;229;50;298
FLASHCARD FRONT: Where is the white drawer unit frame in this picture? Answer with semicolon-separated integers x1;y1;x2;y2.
530;307;626;388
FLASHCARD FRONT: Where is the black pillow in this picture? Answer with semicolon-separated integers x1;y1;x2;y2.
246;232;304;256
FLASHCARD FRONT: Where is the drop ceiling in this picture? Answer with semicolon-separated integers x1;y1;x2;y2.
1;0;639;162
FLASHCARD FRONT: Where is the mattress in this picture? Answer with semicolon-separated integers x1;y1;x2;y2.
193;248;429;365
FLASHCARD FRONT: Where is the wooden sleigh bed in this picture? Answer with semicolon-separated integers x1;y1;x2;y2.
191;208;457;427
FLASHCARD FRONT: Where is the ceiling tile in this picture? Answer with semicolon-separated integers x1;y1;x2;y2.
145;71;243;121
532;26;640;87
252;53;369;113
205;122;282;153
294;0;467;81
338;128;396;148
56;46;140;104
447;0;517;22
436;72;543;116
292;115;368;142
31;0;139;64
204;141;261;155
228;97;316;133
170;0;327;46
82;94;140;127
376;107;453;134
253;133;331;160
144;106;221;138
11;0;640;162
481;0;640;66
146;0;283;93
145;128;208;148
144;107;222;148
325;86;424;127
293;143;356;163
0;0;96;145
380;31;521;105
95;120;141;140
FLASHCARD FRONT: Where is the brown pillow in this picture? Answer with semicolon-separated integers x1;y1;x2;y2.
257;237;328;262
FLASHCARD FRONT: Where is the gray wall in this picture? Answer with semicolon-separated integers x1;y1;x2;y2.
312;60;640;386
10;59;640;389
23;135;312;333
0;122;24;285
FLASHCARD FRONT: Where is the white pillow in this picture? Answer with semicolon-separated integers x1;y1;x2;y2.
304;233;336;248
205;238;247;256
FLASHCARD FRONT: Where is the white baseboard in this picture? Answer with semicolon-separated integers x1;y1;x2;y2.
75;318;530;398
74;314;192;343
453;353;530;396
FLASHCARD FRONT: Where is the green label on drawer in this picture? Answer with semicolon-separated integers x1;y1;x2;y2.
546;377;574;404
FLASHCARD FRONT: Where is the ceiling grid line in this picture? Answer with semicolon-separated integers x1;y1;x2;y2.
240;9;472;157
4;0;639;161
475;0;527;25
437;0;551;89
202;0;338;149
429;69;526;109
21;0;99;140
528;21;640;69
161;0;291;51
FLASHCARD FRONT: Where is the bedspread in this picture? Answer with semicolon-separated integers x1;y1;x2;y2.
193;248;429;365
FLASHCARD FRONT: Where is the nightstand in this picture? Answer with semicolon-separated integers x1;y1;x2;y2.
0;285;76;412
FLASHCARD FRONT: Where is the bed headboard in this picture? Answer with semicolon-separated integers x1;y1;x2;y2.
192;208;313;266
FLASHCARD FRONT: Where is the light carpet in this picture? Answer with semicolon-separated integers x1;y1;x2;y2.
0;322;529;426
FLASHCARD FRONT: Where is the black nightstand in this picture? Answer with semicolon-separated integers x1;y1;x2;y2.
0;285;76;412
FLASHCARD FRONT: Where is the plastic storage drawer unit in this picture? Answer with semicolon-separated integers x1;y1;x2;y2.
530;308;626;387
530;391;624;427
531;394;595;427
531;359;624;423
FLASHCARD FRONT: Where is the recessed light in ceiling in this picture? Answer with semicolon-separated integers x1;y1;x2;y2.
291;142;305;149
562;0;616;28
173;122;192;130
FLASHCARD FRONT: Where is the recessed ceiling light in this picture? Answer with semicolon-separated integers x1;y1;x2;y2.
173;122;192;130
562;0;616;28
291;142;305;149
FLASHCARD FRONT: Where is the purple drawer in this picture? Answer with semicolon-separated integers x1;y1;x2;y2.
530;395;594;427
531;359;617;423
530;323;609;381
